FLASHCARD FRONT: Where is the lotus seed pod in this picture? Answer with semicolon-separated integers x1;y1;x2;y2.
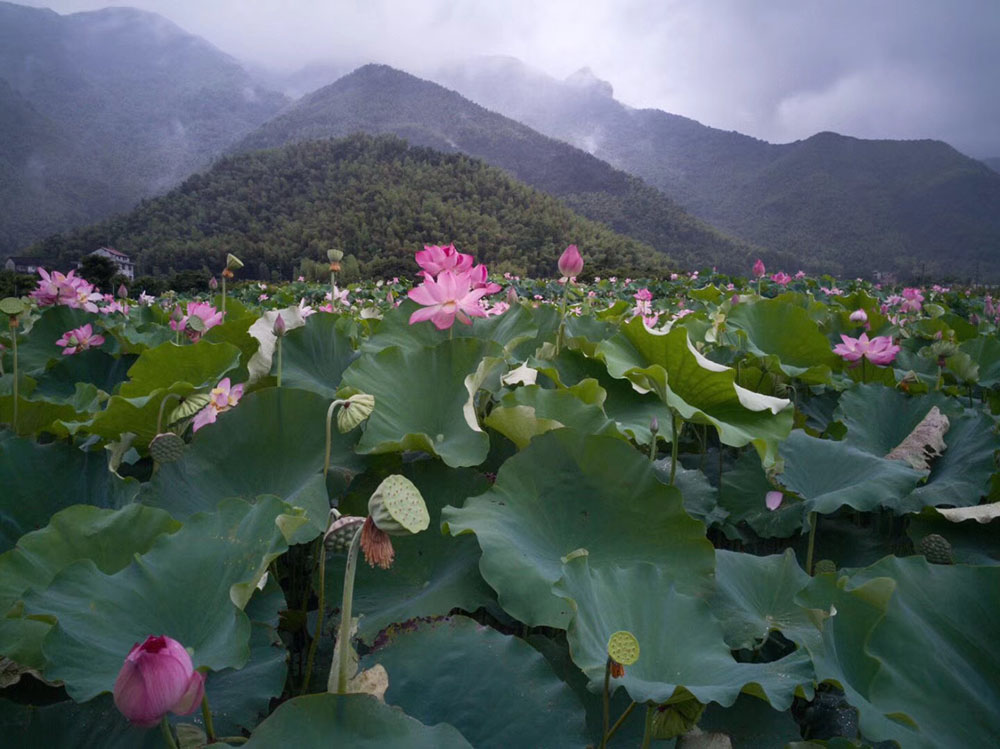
918;533;954;565
337;394;375;433
149;433;186;463
367;475;429;537
813;559;838;575
0;297;27;317
327;249;344;262
607;630;640;667
225;253;244;271
324;515;365;553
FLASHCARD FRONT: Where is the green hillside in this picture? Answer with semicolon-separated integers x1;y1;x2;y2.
28;134;672;279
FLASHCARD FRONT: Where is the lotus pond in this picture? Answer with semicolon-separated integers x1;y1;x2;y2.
1;253;998;748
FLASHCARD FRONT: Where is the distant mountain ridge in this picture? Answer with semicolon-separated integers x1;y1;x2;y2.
0;1;288;254
234;64;773;273
435;56;1000;280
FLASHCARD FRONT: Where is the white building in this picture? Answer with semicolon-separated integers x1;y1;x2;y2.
87;247;135;280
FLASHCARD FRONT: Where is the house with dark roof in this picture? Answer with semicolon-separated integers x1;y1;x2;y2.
86;247;135;279
3;256;58;274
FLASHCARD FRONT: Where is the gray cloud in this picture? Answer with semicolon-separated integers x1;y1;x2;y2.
18;0;1000;156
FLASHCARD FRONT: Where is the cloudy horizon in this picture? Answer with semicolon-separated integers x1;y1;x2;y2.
16;0;1000;158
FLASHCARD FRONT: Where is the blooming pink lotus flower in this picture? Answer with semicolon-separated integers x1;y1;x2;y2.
467;263;502;294
900;287;924;314
752;258;766;278
833;333;900;366
192;377;244;432
407;269;492;330
29;268;102;312
414;244;474;277
56;324;105;355
770;272;791;285
558;245;584;278
113;635;205;727
170;302;224;342
794;270;806;279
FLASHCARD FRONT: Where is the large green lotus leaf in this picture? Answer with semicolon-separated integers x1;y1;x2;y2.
656;463;729;528
442;429;715;628
595;318;792;464
0;695;161;748
0;385;93;436
363;299;537;355
30;350;134;400
779;431;926;517
484;380;623;449
118;340;241;398
718;450;804;540
22;497;297;700
84;384;199;447
726;297;840;382
342;338;498;468
362;615;588;748
698;693;804;749
325;462;495;642
143;388;361;533
709;549;815;651
796;558;1000;748
834;385;962;453
276;313;357;397
244;694;471;748
960;334;1000;386
553;558;813;710
0;434;139;552
15;306;96;375
203;296;260;366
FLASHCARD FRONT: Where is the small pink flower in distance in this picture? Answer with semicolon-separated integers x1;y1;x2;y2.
415;244;474;277
752;259;766;278
633;288;653;302
557;245;584;278
407;270;490;330
192;377;244;432
770;272;792;285
795;270;806;279
113;635;205;727
765;491;783;511
56;324;105;355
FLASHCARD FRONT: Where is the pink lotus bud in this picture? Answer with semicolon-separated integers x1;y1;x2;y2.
765;491;783;511
273;313;286;336
558;245;584;278
209;276;219;290
849;309;868;324
113;635;205;727
752;259;766;278
117;284;128;299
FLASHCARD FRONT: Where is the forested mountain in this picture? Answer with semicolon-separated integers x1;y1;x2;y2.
28;134;672;280
985;157;1000;174
234;64;774;273
0;1;288;254
436;57;1000;280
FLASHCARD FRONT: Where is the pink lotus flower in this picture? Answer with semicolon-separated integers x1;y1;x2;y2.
113;635;205;727
558;245;584;278
415;244;474;277
468;263;502;294
192;377;244;432
765;491;783;511
752;259;766;278
170;302;224;342
900;287;924;314
408;269;491;330
794;270;806;279
55;324;105;355
833;333;900;366
770;272;792;285
849;309;868;324
29;268;102;312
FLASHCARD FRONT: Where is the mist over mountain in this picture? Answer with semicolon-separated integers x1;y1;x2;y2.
984;158;1000;174
435;56;1000;279
0;1;288;254
234;64;770;273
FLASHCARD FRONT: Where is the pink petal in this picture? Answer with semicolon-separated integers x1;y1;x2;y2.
765;491;783;511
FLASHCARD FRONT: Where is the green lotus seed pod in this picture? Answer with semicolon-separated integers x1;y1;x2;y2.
368;475;430;537
149;432;185;463
337;393;375;433
324;515;365;553
226;253;244;271
918;533;954;565
327;249;344;262
0;297;27;316
607;630;640;666
813;559;838;575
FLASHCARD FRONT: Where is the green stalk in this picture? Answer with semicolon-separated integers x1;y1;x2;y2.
604;701;638;744
221;274;227;316
159;717;179;749
555;280;570;355
200;694;216;742
640;703;655;749
669;411;680;486
301;537;327;694
806;511;818;575
10;318;18;433
324;399;347;478
332;526;362;694
276;336;283;388
156;393;181;434
330;270;336;306
599;658;612;749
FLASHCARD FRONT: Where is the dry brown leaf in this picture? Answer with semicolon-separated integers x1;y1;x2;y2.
885;406;949;471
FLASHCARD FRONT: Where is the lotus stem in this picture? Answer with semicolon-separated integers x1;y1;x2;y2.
301;536;327;695
156;392;181;434
599;657;612;749
332;525;362;694
221;274;226;316
276;336;283;388
605;701;638;743
669;411;680;486
160;717;179;749
10;317;18;433
806;511;818;575
200;694;216;742
324;399;347;478
555;280;570;355
640;703;655;749
330;270;336;306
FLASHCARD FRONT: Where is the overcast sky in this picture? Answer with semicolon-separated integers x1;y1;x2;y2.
20;0;1000;157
